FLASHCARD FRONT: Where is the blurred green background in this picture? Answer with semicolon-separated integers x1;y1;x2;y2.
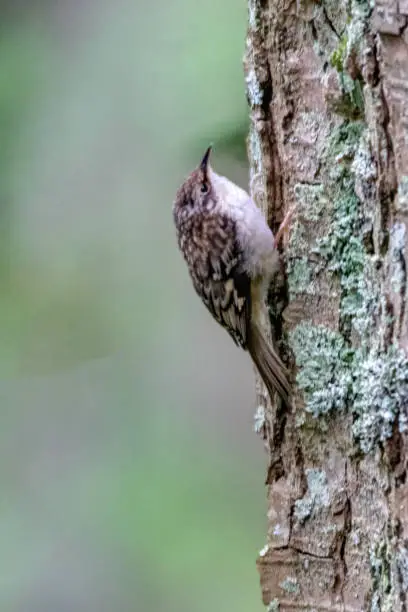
0;1;267;610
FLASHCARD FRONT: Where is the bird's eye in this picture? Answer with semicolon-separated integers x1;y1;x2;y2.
200;182;209;194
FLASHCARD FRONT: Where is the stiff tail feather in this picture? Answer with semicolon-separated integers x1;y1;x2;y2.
247;323;291;407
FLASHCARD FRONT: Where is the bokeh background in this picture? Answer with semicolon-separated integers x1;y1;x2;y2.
1;1;268;610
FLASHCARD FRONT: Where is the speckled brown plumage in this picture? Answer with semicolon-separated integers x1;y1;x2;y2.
173;146;292;406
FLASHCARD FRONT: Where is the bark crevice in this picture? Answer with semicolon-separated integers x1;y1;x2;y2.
245;0;408;607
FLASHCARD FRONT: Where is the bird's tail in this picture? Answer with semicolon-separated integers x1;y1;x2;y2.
247;323;291;407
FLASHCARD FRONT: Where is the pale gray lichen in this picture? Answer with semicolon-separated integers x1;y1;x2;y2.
290;324;353;417
344;257;381;340
349;0;374;42
294;468;330;523
287;210;316;297
327;45;365;119
303;558;310;570
313;39;325;59
259;543;269;557
254;404;266;433
351;529;361;546
323;0;348;40
369;540;393;612
391;222;407;254
248;128;265;210
248;0;261;30
352;348;408;452
291;321;408;452
297;111;324;146
397;176;408;213
390;222;406;294
273;523;283;536
351;133;377;185
327;0;371;119
344;0;373;67
352;132;377;215
287;258;312;297
325;120;365;166
317;194;360;268
312;3;342;56
397;545;408;592
288;122;375;317
371;592;381;612
291;130;404;440
287;216;310;256
338;75;365;119
246;67;264;107
312;120;383;339
279;576;300;595
267;599;280;612
294;183;327;222
315;124;365;266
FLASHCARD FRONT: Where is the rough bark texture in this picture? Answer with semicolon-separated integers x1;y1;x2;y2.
244;0;408;609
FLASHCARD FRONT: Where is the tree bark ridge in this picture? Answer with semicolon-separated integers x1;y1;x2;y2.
245;0;408;608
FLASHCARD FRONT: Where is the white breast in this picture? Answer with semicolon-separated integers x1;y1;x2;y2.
210;169;277;279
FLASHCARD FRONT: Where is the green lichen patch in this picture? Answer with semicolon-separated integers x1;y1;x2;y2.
294;468;330;523
330;34;348;72
288;216;310;258
294;183;327;222
347;0;373;54
345;259;381;340
313;121;381;337
286;48;405;456
329;0;371;71
390;222;406;295
287;184;329;297
352;348;408;453
344;76;365;119
266;599;280;612
314;186;364;278
287;209;316;298
287;123;370;309
279;576;300;595
330;74;365;120
327;0;372;119
397;545;408;593
324;120;364;164
351;129;377;186
290;324;353;417
369;540;393;612
287;257;312;297
329;37;365;120
290;320;408;452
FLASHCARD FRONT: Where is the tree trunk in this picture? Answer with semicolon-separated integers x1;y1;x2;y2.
244;0;408;609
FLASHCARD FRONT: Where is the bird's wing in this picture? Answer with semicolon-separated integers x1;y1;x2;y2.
190;214;251;349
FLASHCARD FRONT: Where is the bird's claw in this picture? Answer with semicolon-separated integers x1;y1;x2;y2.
274;205;296;248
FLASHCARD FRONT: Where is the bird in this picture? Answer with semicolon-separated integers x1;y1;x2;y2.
172;145;292;406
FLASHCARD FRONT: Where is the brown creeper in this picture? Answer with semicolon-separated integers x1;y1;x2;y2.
173;146;292;406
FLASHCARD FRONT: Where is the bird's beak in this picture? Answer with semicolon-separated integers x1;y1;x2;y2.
200;145;212;173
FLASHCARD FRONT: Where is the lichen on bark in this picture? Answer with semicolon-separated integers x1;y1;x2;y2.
245;0;408;607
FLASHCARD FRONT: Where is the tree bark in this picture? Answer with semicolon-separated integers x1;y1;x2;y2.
244;0;408;609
